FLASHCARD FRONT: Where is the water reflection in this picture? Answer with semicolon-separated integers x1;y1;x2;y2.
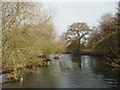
71;55;81;69
2;54;120;88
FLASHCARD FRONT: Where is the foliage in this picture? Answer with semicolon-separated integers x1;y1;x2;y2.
54;38;66;54
1;2;57;73
88;1;120;68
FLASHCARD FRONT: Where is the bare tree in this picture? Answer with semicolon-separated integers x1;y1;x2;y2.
62;22;92;54
1;2;56;76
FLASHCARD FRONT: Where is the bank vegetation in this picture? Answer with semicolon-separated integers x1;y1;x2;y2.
1;2;66;81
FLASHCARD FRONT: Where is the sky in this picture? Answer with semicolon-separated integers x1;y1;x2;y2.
38;0;119;35
3;0;118;35
50;2;117;35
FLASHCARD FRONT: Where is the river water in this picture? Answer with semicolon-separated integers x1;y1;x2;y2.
2;54;120;88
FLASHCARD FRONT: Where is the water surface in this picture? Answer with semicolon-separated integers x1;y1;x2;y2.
2;54;120;88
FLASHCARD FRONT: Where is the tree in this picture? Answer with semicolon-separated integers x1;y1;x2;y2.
1;2;56;73
62;22;92;54
90;13;118;51
88;2;120;68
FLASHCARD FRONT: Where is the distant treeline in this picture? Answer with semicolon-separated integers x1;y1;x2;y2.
61;2;120;68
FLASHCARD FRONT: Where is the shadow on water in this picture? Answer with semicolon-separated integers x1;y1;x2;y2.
2;54;120;88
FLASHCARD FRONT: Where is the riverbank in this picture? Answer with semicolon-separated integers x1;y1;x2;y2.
1;53;119;83
2;54;120;88
1;51;119;75
1;62;45;75
64;51;120;69
1;56;54;83
64;50;115;57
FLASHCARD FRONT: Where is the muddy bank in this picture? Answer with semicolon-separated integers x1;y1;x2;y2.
0;58;54;83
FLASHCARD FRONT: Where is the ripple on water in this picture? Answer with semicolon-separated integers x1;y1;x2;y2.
2;54;120;88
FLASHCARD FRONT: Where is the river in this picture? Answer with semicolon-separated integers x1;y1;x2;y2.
2;54;120;88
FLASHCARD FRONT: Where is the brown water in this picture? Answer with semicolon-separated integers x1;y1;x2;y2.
2;54;120;88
